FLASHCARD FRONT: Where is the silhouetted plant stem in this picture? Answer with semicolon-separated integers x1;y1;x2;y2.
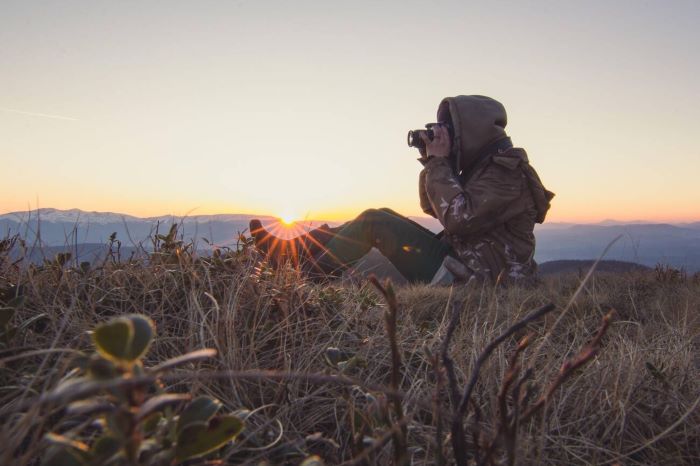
426;346;446;466
447;303;557;466
475;310;614;466
440;300;462;408
369;275;409;466
520;310;614;422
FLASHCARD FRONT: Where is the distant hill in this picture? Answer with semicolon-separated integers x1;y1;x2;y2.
406;217;700;272
680;221;700;230
406;216;442;233
0;208;294;249
353;256;653;282
2;208;700;272
534;223;700;272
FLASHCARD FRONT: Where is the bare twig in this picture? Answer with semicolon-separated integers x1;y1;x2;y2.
479;335;532;466
508;367;532;462
426;347;446;466
450;303;556;466
521;311;614;422
369;276;409;466
457;304;557;419
340;417;410;466
440;300;462;407
499;335;532;466
439;299;469;465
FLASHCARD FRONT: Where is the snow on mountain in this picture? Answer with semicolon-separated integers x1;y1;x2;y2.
143;214;278;224
595;219;651;226
0;209;282;247
0;208;283;226
0;208;141;225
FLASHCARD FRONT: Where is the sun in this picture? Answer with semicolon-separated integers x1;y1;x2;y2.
270;211;306;239
278;210;301;227
279;214;296;226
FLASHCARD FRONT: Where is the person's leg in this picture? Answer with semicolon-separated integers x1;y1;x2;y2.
377;207;440;235
319;208;452;283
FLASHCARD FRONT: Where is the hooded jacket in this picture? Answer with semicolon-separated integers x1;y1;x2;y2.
419;95;554;283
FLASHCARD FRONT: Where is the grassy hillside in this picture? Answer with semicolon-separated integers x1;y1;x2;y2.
537;259;651;275
0;235;698;465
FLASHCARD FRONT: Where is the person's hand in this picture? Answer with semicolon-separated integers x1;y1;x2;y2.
417;143;428;160
420;124;451;158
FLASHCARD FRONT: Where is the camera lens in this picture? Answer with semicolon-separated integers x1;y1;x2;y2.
407;128;434;148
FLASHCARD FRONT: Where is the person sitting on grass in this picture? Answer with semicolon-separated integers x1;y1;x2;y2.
250;95;554;285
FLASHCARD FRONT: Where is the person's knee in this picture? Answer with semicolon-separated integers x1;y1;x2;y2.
356;208;407;229
378;207;400;216
357;208;385;222
355;209;395;237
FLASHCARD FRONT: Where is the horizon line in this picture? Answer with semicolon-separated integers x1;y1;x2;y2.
0;206;698;226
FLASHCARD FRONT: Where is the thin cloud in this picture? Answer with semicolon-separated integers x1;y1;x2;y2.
0;107;79;121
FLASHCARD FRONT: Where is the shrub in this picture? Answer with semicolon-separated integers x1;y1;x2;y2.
40;314;244;466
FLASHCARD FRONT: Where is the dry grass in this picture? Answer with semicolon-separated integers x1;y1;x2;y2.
0;242;698;465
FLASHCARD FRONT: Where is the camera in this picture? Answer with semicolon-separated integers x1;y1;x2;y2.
407;122;452;150
407;128;433;151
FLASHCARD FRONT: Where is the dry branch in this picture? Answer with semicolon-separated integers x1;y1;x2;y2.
447;303;557;466
521;310;614;422
369;275;409;466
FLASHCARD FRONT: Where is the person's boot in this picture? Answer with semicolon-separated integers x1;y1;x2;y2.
249;219;287;265
249;219;274;253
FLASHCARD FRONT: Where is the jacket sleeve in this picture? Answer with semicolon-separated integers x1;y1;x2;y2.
418;168;437;218
422;157;524;236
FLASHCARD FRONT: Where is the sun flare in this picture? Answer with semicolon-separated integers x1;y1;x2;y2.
279;215;296;226
268;214;307;240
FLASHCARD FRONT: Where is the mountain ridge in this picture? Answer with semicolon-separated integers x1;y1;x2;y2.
2;208;698;228
2;208;699;272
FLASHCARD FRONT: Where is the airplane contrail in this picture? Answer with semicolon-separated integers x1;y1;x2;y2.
0;107;79;121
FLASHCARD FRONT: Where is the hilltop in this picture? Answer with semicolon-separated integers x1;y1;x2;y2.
0;238;697;465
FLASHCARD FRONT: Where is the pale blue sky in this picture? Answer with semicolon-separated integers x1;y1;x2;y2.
1;0;698;221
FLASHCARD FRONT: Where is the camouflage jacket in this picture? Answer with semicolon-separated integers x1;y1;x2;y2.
419;145;553;283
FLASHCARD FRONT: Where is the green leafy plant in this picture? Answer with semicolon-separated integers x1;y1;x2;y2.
151;224;193;264
41;314;244;466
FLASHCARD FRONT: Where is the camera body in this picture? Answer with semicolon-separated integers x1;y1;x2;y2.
407;122;452;151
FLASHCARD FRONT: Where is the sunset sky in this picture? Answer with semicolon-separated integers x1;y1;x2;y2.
1;0;698;223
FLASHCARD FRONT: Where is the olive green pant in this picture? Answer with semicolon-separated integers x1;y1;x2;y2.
321;208;453;283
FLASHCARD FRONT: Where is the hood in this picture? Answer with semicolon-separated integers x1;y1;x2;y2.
437;95;508;174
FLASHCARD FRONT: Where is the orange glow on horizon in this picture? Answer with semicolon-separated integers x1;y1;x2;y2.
0;193;698;226
1;200;698;226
